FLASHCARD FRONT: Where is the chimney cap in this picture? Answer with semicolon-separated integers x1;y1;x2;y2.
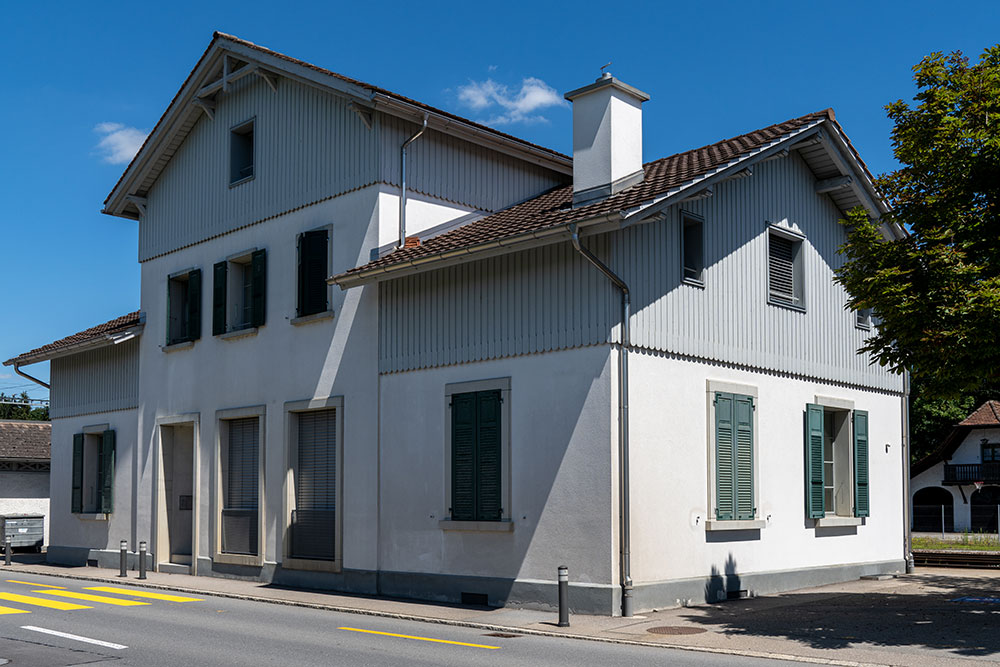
564;75;650;103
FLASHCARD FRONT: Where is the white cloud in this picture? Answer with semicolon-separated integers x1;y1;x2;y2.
94;122;149;165
0;374;11;380
456;77;566;125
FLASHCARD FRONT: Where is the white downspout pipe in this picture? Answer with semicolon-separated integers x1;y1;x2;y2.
398;114;429;249
12;363;50;390
568;223;633;617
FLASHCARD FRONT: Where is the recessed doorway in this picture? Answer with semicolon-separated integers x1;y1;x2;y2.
157;421;198;573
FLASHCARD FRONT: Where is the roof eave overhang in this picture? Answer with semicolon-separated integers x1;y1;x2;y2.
3;324;145;368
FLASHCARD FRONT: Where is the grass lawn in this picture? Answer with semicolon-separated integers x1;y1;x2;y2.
913;535;1000;551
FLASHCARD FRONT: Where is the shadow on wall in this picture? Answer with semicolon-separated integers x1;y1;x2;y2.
704;553;742;603
684;571;1000;658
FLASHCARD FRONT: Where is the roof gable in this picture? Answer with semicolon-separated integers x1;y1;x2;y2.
911;400;1000;476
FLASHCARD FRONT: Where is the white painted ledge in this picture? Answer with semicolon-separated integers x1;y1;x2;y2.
213;552;263;567
75;513;108;521
162;341;194;353
439;519;514;532
290;310;335;326
705;519;766;531
219;327;258;341
814;516;863;528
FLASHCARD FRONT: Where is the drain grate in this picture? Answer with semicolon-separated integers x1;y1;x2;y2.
484;633;521;638
646;626;707;635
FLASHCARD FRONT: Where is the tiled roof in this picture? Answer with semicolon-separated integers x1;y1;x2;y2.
960;401;1000;427
3;312;142;367
334;109;832;283
0;421;50;461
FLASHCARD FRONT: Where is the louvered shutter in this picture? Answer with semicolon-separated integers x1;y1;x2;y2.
72;433;84;513
99;430;116;514
186;269;202;341
715;392;735;520
250;249;267;327
805;404;825;518
769;234;796;304
292;409;337;560
476;391;502;521
854;410;870;518
298;230;328;317
223;418;259;555
451;393;477;521
734;395;755;520
213;261;227;335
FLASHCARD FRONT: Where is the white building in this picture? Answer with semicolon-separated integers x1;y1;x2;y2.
0;420;51;549
5;33;909;615
911;401;1000;534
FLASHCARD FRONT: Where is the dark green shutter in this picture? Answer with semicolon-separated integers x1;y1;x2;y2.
100;430;116;514
186;269;202;341
854;410;870;518
250;249;267;327
298;230;328;317
451;393;476;521
714;392;734;520
476;390;502;521
213;261;227;335
734;395;755;520
71;433;84;513
805;404;825;518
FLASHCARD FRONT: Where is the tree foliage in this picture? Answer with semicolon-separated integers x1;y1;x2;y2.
0;392;49;421
837;46;1000;397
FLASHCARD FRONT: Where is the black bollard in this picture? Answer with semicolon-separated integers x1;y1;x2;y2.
557;565;569;627
138;541;147;580
4;534;10;567
119;540;128;577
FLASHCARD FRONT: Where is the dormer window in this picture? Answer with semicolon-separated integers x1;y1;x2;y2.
230;119;255;185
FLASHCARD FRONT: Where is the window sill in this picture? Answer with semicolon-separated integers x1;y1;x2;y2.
439;519;514;532
162;341;194;353
75;513;109;521
229;174;255;188
290;310;335;326
814;516;863;528
767;297;806;313
705;519;766;531
219;327;259;341
282;556;342;573
213;552;263;567
682;277;705;289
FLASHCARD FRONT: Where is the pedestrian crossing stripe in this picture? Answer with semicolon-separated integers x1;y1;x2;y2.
0;605;31;615
34;590;149;606
0;592;90;611
6;580;67;589
85;587;202;602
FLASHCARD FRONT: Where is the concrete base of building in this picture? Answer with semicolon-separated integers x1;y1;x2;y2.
47;546;154;571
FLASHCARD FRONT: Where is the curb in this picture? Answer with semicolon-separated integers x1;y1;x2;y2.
3;564;892;667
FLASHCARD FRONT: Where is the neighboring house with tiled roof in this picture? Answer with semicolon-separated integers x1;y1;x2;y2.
911;401;1000;533
8;34;908;615
0;420;52;549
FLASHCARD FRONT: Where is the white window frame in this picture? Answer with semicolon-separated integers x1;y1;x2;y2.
704;380;764;531
766;224;806;312
281;396;344;572
214;405;266;567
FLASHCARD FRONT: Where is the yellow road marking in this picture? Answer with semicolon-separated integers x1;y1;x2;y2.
338;627;500;649
34;590;149;606
0;605;31;615
85;587;202;602
0;592;90;610
6;580;66;589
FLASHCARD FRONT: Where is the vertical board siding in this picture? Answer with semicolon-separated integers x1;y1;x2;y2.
141;77;380;262
379;115;568;213
49;339;140;418
379;152;902;392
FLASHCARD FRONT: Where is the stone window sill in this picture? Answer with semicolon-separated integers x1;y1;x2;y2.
705;519;766;531
213;552;263;567
219;327;258;341
439;519;514;532
162;341;194;353
282;557;342;573
290;310;335;326
75;513;109;521
814;516;863;528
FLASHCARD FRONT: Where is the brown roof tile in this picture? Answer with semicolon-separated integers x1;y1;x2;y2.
334;110;831;282
960;401;1000;427
0;421;50;461
3;312;142;367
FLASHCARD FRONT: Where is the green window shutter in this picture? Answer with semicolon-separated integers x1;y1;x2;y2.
298;230;328;317
854;410;870;518
805;403;825;518
714;392;735;520
250;249;267;328
451;393;477;521
71;433;84;514
476;390;502;521
187;269;202;341
100;430;116;514
213;261;227;336
734;395;755;520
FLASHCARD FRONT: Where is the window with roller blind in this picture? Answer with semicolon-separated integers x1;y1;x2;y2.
220;416;260;556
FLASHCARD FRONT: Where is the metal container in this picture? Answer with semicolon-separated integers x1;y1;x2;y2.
0;515;44;551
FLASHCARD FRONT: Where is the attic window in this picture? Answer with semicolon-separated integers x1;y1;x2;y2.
767;227;804;310
681;212;704;285
230;119;255;185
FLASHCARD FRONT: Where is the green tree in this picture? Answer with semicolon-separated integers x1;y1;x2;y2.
0;392;49;421
837;46;1000;397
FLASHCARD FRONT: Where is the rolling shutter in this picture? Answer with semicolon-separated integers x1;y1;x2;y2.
186;269;202;341
222;418;259;555
298;230;329;317
476;390;502;521
854;410;870;518
250;249;267;328
734;395;755;520
714;393;734;521
213;261;227;336
71;433;84;514
291;409;337;560
805;404;825;518
450;393;477;521
99;430;116;514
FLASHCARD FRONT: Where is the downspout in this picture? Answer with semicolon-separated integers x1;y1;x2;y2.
13;363;50;390
902;370;914;573
398;114;429;249
568;223;633;617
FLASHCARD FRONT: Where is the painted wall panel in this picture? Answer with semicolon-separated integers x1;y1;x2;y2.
50;339;140;418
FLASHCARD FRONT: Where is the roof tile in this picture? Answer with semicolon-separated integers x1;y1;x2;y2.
960;400;1000;427
0;421;50;461
3;312;141;367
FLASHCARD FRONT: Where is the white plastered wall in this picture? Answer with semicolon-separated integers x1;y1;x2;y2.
0;472;49;546
375;185;480;248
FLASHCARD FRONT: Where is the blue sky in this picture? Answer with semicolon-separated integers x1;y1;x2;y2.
1;0;998;400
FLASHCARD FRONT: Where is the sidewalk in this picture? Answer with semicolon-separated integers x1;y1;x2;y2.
5;559;1000;667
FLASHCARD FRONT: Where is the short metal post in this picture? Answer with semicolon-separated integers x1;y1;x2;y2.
941;505;945;539
138;541;147;580
557;565;569;627
119;540;128;577
4;535;10;566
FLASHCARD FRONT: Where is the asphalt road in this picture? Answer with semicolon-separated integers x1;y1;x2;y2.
0;572;809;666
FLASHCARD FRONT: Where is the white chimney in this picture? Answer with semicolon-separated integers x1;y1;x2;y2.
564;73;649;206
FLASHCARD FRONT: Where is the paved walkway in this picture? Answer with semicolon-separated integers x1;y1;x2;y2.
3;560;1000;666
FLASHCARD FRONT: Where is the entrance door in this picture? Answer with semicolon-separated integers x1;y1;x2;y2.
159;424;194;567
